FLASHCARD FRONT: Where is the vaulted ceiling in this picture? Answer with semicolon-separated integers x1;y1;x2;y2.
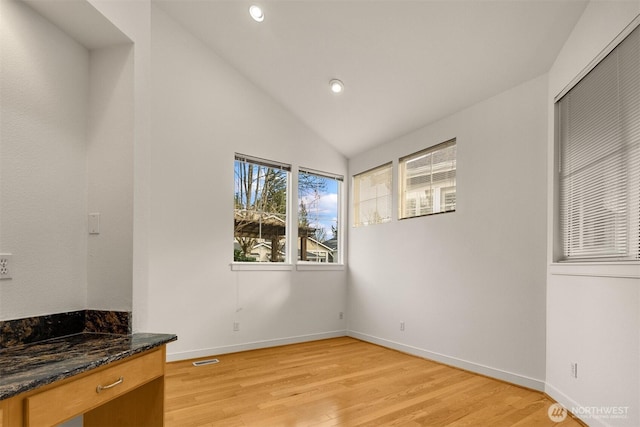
161;1;587;157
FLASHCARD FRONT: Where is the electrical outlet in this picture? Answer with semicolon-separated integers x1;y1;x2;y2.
571;362;578;379
233;321;240;332
400;321;405;331
339;312;344;320
0;254;12;280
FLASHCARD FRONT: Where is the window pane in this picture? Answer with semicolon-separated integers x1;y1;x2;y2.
353;163;392;227
298;170;341;263
234;155;289;262
399;139;456;219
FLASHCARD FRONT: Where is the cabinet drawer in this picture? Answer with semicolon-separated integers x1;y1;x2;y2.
26;349;163;427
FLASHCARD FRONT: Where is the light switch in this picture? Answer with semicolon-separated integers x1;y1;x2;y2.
89;213;100;234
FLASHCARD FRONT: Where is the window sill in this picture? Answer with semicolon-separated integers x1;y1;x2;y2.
549;262;640;279
230;263;293;271
296;263;345;271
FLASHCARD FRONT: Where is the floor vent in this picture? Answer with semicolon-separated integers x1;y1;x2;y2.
193;358;220;367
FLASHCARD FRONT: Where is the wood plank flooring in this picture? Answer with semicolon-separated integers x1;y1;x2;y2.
165;337;583;426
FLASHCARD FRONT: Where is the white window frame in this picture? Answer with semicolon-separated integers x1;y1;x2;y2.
398;139;457;220
552;15;640;268
297;167;345;268
353;163;393;227
232;153;293;270
231;155;346;271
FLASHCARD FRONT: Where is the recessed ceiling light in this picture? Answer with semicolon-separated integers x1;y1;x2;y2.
249;5;264;22
329;79;344;94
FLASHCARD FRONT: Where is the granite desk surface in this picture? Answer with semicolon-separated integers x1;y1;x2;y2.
0;332;177;400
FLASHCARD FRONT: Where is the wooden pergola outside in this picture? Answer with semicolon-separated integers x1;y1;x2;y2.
234;210;317;261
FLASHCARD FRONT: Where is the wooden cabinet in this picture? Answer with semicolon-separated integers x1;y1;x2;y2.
3;346;167;427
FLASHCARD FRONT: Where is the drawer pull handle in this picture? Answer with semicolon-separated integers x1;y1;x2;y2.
96;376;124;393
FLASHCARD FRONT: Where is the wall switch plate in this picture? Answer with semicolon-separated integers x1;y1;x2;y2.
0;254;12;280
89;213;100;234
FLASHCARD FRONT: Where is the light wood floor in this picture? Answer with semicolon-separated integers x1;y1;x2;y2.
165;337;583;426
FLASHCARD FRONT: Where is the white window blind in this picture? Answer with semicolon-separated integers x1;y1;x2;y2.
557;23;640;261
399;139;456;219
234;153;291;172
353;163;392;227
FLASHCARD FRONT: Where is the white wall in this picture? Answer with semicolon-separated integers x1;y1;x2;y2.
0;0;136;320
6;5;639;423
0;0;89;319
348;74;549;390
546;3;640;426
86;44;134;311
148;6;348;360
87;0;153;332
3;0;347;356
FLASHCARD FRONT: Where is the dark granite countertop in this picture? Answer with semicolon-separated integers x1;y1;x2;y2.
0;332;177;400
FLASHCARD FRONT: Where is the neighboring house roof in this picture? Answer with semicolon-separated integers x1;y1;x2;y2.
305;237;334;252
322;238;338;250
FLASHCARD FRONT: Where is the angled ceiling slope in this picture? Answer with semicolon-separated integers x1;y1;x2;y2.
23;0;130;49
157;0;588;158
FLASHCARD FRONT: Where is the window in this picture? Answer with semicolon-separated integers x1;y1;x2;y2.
556;23;639;261
234;154;290;262
298;168;342;263
399;139;456;219
353;163;392;227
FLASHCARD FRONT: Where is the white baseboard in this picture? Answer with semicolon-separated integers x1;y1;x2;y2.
167;329;545;392
546;382;610;427
166;328;631;426
348;330;546;391
166;330;347;362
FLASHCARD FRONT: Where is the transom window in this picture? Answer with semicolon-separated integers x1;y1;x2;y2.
353;163;392;227
399;139;456;219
